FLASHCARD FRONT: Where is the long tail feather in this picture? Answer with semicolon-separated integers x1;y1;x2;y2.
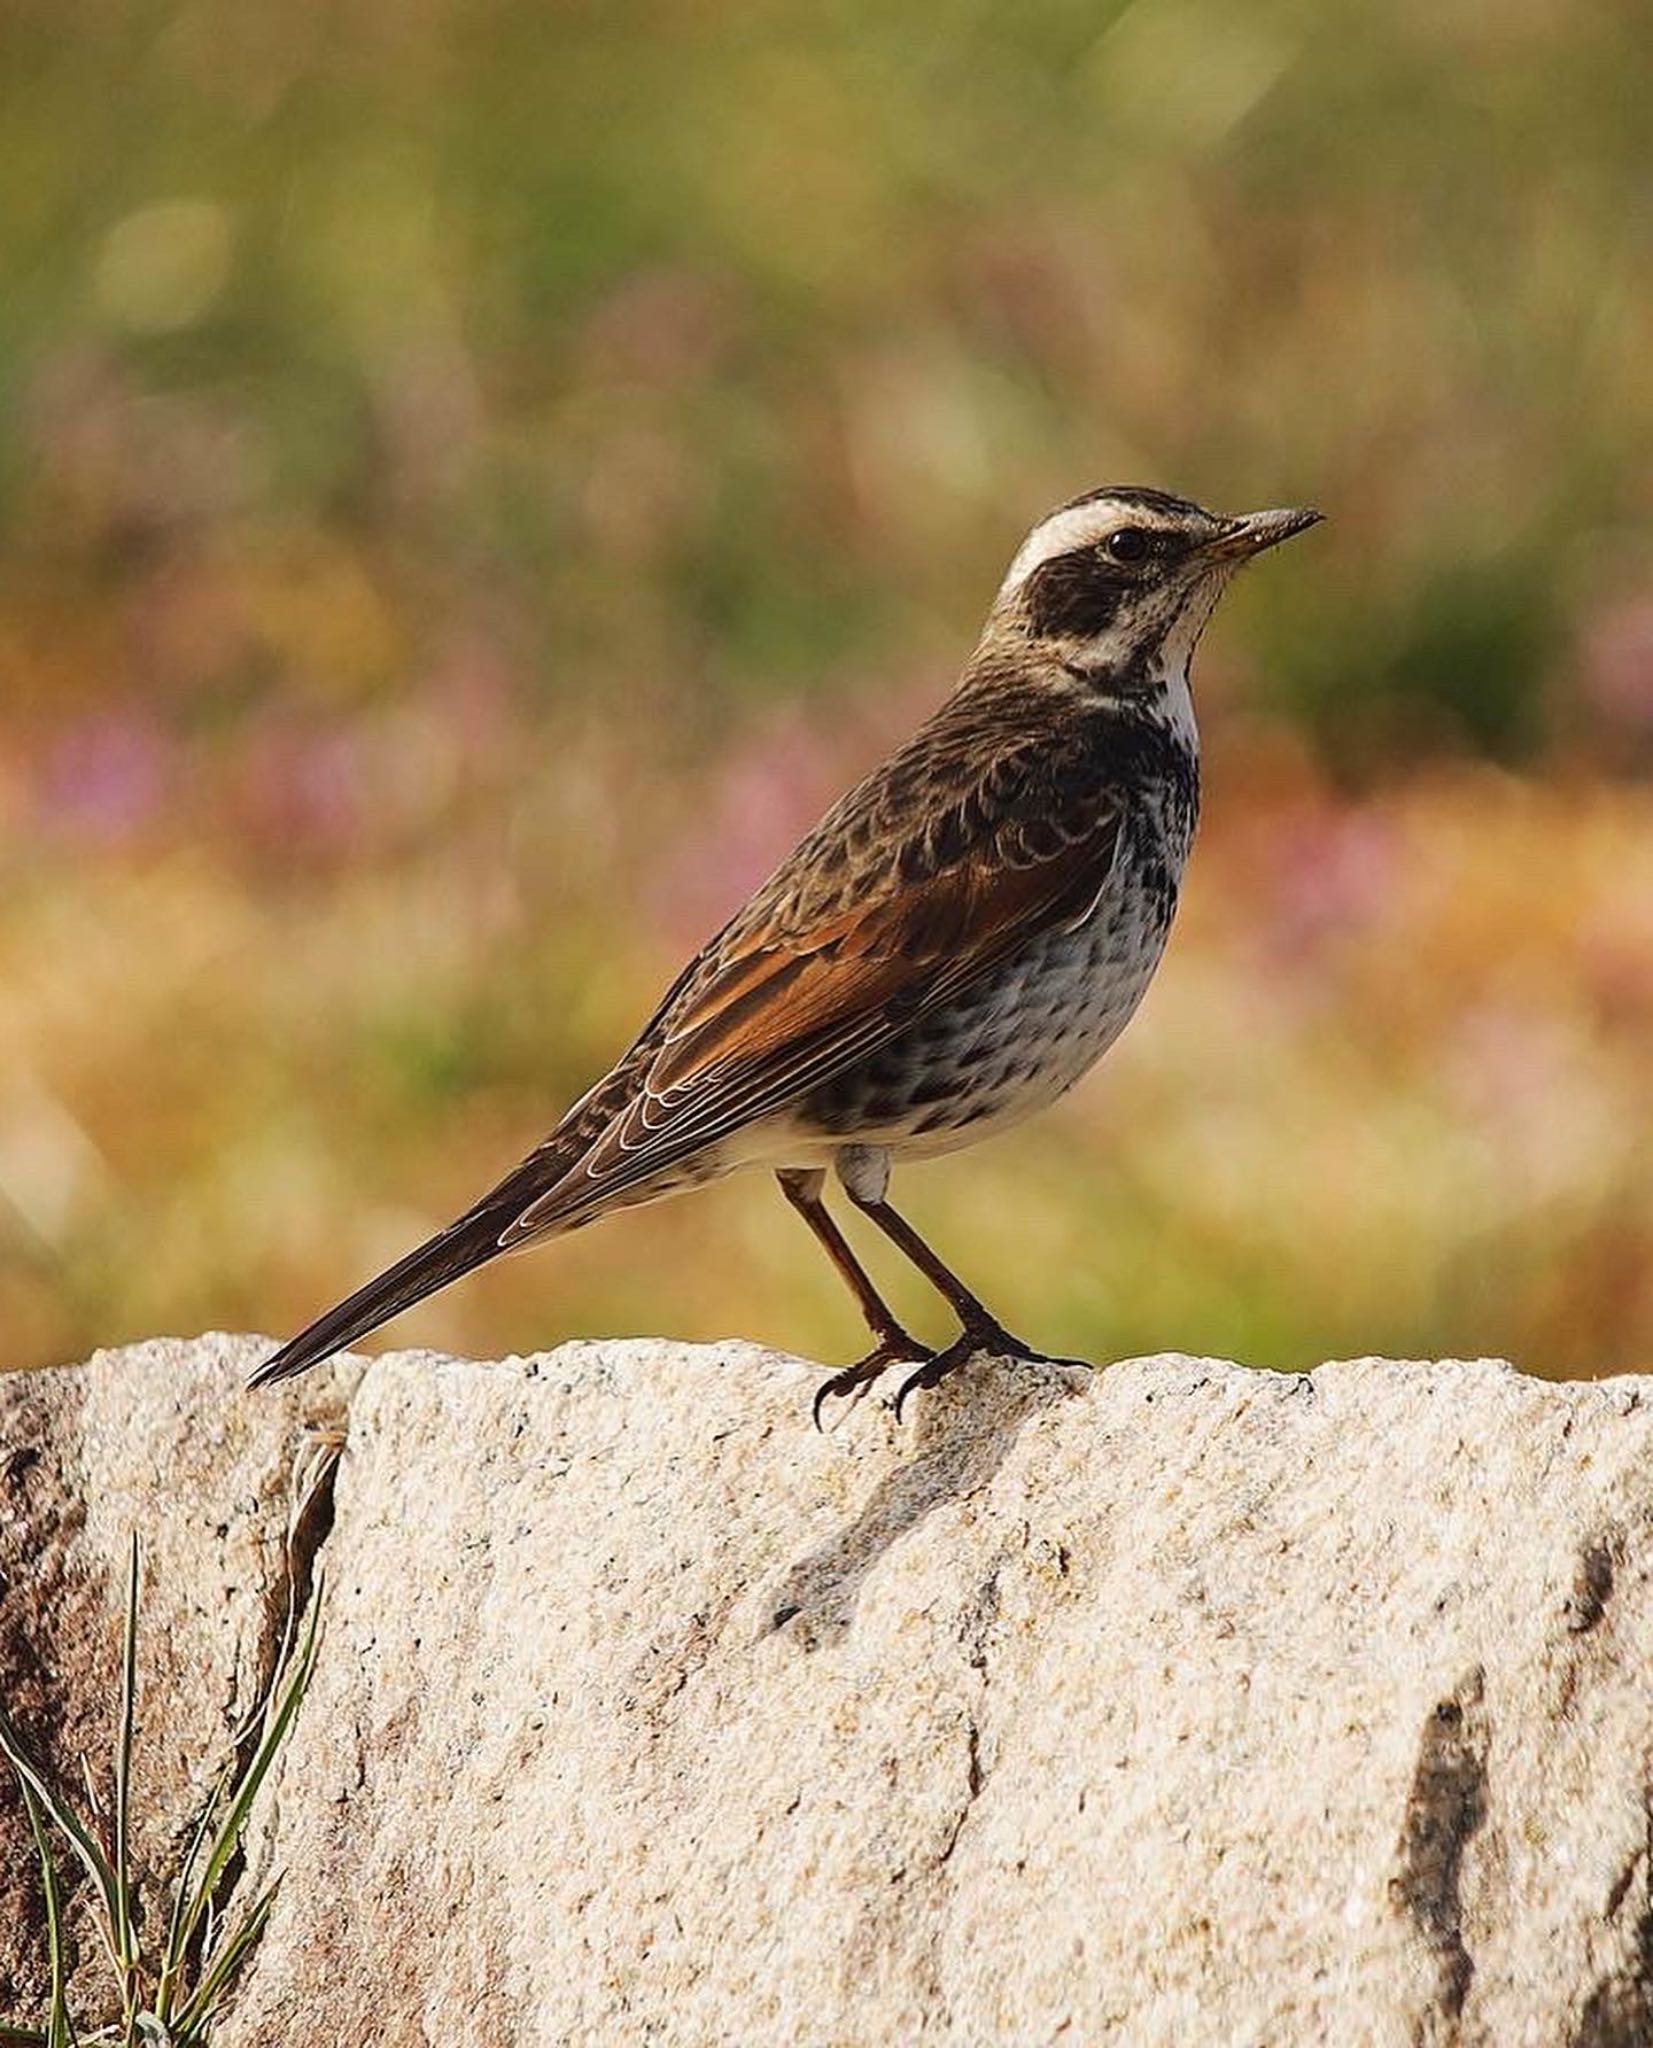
248;1205;516;1388
250;1052;659;1389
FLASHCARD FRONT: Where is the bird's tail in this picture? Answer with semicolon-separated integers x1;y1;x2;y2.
250;1056;651;1389
249;1199;523;1389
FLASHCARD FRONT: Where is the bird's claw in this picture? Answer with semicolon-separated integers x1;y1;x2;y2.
812;1336;931;1432
890;1323;1093;1422
890;1339;973;1423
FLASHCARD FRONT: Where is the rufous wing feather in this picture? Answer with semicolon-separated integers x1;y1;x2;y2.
500;804;1120;1242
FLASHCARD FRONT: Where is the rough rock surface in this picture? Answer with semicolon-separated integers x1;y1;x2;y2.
0;1336;356;2019
3;1336;1652;2046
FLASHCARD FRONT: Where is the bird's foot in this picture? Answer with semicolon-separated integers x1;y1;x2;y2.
813;1334;932;1432
891;1320;1091;1422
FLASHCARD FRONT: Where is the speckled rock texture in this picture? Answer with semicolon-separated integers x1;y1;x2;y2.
4;1337;1652;2046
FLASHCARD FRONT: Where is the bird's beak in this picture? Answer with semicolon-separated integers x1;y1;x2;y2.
1207;505;1324;562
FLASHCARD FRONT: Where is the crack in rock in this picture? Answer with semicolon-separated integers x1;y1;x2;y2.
1570;1794;1653;2048
211;1431;344;1931
936;1719;985;1868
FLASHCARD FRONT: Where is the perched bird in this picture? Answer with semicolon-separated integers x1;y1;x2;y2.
252;485;1320;1420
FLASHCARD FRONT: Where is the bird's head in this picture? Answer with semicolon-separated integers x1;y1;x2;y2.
992;485;1322;680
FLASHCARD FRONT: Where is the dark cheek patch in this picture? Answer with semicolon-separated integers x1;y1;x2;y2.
1023;548;1132;639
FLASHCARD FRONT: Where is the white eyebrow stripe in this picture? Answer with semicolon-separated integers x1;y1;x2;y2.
997;501;1119;600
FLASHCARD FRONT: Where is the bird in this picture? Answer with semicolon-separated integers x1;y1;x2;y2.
251;484;1321;1421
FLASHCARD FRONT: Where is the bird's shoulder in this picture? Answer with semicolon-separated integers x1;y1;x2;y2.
619;665;1160;1076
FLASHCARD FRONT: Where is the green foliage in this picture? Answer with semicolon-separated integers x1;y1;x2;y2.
0;3;1648;1380
1;0;1649;749
0;1539;323;2047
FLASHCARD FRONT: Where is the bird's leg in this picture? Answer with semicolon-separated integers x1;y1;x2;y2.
845;1192;1005;1335
840;1188;1089;1419
775;1171;931;1428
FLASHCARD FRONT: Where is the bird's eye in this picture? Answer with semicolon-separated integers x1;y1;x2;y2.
1105;527;1150;563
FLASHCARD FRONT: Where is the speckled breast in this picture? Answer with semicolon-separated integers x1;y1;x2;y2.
802;801;1195;1158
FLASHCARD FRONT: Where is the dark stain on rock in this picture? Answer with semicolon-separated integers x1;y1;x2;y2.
1566;1536;1617;1636
1390;1667;1489;2042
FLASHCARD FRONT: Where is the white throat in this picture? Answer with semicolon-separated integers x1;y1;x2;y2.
1151;653;1199;753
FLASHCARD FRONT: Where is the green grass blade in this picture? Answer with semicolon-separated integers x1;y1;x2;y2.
112;1536;142;2008
168;1581;321;1970
152;1757;234;2026
0;1703;122;1965
18;1784;74;2048
169;1882;279;2043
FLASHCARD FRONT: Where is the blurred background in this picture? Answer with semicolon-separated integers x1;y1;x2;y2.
1;0;1649;1381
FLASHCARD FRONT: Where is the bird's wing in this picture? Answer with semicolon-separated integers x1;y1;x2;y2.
500;730;1122;1242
